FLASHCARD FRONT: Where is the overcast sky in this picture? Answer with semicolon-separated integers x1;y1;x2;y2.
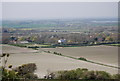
2;2;118;20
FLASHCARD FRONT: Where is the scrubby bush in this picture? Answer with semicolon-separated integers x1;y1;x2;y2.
58;53;62;55
53;52;62;56
83;71;112;79
56;70;77;79
1;63;38;81
78;57;87;61
76;68;88;79
55;68;113;80
112;74;120;79
13;63;38;79
53;52;57;54
95;71;112;79
23;73;38;79
47;51;51;53
2;68;20;81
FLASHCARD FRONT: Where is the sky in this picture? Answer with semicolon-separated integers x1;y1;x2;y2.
1;0;119;2
1;2;118;20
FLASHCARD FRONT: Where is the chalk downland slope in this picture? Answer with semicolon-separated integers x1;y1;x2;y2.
2;45;119;78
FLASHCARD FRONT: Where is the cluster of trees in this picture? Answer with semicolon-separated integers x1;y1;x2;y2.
2;66;120;80
13;63;38;79
2;32;119;45
53;68;120;80
53;52;62;56
1;53;38;81
2;63;38;81
20;33;118;44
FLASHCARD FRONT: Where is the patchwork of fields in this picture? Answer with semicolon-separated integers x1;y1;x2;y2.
2;45;119;78
43;45;119;67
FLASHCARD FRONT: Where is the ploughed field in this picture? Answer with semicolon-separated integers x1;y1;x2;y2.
2;44;38;53
2;45;119;78
43;45;118;67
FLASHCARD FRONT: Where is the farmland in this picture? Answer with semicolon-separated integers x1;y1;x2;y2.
1;2;119;80
43;45;119;67
2;44;38;54
2;44;119;78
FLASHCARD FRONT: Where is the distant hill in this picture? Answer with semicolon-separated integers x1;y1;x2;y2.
2;18;118;28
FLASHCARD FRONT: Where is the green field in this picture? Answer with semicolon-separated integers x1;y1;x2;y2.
107;44;120;46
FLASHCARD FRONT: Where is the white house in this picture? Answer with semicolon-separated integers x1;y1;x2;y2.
19;41;29;44
58;39;66;44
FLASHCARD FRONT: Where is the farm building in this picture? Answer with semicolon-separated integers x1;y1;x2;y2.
58;39;66;44
18;41;29;44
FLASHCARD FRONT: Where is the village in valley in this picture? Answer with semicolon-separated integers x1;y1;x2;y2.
2;19;119;48
1;2;120;80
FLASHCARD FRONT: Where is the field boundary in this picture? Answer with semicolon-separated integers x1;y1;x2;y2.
43;50;120;69
6;44;120;69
